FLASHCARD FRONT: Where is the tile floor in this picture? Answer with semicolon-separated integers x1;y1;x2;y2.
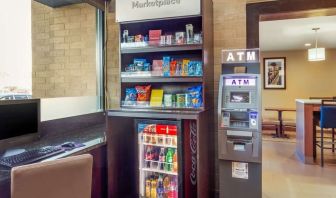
262;140;336;198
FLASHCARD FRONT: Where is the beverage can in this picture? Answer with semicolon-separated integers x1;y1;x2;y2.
176;94;186;108
164;94;173;107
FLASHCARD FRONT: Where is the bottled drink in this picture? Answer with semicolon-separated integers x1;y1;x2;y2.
173;149;178;172
145;178;151;198
145;146;153;168
157;175;164;198
159;148;165;170
167;180;177;198
165;148;173;171
150;178;157;198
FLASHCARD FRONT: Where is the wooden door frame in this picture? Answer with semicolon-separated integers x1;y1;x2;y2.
246;0;336;48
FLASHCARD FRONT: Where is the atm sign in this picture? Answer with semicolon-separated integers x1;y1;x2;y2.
225;78;256;86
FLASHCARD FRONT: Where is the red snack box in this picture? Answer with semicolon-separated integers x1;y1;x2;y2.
156;125;178;136
149;30;162;41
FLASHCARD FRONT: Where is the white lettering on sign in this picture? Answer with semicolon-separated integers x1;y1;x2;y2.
132;0;181;9
225;79;256;86
222;49;260;64
190;121;197;185
116;0;201;22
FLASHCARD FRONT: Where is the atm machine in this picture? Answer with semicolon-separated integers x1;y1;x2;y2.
218;74;262;198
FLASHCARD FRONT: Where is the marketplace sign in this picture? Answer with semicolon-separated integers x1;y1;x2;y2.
116;0;201;22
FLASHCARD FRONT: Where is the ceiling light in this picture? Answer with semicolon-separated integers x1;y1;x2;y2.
304;43;311;47
308;28;325;62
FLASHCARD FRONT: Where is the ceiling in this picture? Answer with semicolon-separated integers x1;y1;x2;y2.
259;15;336;51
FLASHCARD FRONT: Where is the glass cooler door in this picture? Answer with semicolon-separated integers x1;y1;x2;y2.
136;120;182;198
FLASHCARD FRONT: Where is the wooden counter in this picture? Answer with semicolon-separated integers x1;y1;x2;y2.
296;99;321;164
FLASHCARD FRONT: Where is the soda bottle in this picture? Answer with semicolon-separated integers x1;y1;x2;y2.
167;180;177;198
165;148;173;171
145;146;152;168
159;148;165;170
145;177;151;198
157;175;164;198
173;149;178;172
150;177;157;198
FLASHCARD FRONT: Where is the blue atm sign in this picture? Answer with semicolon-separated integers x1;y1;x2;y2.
225;78;256;86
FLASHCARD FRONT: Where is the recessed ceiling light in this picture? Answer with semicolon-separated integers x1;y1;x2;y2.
305;43;312;47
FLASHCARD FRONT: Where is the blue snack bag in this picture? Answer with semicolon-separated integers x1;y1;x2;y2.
188;61;195;76
163;56;171;77
194;61;203;76
125;88;137;103
188;85;203;108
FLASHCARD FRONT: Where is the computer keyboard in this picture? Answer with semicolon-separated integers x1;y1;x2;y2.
0;146;65;168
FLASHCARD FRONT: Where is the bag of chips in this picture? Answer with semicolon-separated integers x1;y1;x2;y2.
188;85;203;108
124;88;137;105
135;85;152;101
162;56;171;77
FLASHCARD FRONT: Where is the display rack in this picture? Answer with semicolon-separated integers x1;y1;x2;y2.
118;14;213;111
107;0;214;197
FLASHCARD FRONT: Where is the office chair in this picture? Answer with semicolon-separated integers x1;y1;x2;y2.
313;100;336;167
11;154;93;198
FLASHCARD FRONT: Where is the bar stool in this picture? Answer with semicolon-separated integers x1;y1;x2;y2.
313;100;336;167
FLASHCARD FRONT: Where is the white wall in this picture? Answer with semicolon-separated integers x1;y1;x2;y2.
41;96;101;121
0;0;32;91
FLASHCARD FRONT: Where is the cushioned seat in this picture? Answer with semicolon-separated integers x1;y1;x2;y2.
11;154;93;198
313;100;336;167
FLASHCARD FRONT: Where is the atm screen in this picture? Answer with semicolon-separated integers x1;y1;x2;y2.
230;92;250;103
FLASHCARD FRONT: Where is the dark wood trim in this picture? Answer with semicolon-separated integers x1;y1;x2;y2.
263;57;286;90
260;7;336;21
246;0;336;48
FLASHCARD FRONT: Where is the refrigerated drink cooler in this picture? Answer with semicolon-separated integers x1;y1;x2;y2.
136;119;183;198
218;74;262;198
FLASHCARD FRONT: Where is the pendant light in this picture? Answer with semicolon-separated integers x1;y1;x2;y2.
308;28;325;61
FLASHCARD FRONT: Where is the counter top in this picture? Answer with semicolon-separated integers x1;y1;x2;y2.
108;108;206;120
0;125;106;184
296;99;322;104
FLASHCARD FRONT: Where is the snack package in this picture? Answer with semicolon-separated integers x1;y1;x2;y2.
176;61;182;76
182;59;190;76
125;88;137;105
162;56;171;77
143;63;151;71
170;60;177;76
152;60;163;76
188;61;195;76
194;61;203;76
136;85;152;101
188;85;203;108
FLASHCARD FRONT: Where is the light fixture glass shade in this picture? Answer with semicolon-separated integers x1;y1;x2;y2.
308;48;325;61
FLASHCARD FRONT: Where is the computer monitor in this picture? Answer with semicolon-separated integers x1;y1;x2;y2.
0;99;40;149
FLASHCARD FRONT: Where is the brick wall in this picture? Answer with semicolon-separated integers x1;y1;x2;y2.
32;1;97;98
106;12;120;109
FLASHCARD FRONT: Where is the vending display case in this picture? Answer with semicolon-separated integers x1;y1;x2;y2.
136;119;183;198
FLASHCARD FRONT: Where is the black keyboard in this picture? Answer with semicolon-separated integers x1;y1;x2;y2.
0;146;65;168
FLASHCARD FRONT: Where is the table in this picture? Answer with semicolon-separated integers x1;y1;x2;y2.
265;107;296;138
296;99;322;164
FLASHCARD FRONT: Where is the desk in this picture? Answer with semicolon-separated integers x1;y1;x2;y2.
296;99;322;164
265;107;296;138
0;126;106;198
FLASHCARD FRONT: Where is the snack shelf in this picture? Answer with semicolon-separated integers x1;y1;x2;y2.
143;134;178;148
142;167;178;176
121;102;204;111
121;43;203;54
143;142;178;148
121;76;203;83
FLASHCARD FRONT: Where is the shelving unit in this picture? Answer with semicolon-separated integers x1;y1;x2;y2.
107;1;214;197
121;43;203;54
